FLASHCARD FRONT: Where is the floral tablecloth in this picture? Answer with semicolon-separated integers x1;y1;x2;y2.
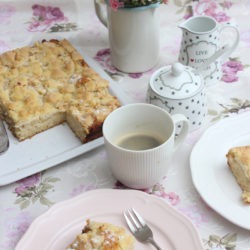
1;1;250;249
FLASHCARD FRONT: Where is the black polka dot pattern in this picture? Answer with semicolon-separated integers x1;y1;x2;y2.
179;28;221;86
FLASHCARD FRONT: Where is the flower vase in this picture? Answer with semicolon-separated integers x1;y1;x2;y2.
95;2;160;73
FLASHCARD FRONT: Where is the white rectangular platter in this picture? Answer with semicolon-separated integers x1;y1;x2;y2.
0;49;133;186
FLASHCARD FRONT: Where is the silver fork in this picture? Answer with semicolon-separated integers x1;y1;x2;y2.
124;208;162;250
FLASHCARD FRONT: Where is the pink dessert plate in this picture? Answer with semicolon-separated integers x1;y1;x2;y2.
15;189;203;250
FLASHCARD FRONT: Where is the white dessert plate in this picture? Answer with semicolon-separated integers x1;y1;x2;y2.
0;49;133;186
15;189;203;249
190;111;250;230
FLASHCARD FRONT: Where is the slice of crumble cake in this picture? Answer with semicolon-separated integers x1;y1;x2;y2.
0;39;120;142
66;220;135;250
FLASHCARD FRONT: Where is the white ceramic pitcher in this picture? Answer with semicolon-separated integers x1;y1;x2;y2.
178;15;239;86
94;1;160;73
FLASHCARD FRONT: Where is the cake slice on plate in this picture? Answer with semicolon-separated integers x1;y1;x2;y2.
66;219;135;250
0;39;120;142
226;146;250;203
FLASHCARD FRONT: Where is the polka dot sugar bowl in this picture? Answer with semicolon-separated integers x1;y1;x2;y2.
146;62;207;132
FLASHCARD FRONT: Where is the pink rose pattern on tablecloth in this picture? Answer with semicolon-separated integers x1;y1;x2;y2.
0;4;78;53
14;173;60;209
0;4;15;53
0;211;32;249
27;4;78;32
114;181;180;206
222;58;244;83
0;3;15;24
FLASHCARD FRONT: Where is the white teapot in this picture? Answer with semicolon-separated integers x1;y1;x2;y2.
147;62;207;132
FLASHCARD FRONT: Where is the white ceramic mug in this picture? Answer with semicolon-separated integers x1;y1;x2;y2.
178;15;239;86
102;103;189;189
94;1;160;73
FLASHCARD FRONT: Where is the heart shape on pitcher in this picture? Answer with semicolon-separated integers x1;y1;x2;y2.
190;59;194;62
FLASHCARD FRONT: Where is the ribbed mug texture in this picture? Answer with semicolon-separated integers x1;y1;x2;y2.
105;135;174;189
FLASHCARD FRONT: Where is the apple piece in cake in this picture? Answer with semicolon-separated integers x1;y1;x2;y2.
226;146;250;203
0;39;120;142
66;219;135;250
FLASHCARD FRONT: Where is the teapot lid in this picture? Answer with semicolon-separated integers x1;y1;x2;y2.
149;63;204;99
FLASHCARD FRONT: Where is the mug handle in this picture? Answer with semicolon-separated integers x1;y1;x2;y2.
172;114;189;151
94;0;108;27
219;22;240;61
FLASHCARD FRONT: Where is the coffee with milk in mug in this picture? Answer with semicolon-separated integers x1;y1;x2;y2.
116;133;164;151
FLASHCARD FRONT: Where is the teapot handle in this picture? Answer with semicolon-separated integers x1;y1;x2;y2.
94;0;108;27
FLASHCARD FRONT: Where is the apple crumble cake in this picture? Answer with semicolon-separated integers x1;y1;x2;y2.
226;146;250;203
66;220;135;250
0;39;120;142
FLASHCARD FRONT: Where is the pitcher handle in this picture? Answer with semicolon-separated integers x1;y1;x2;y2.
94;0;108;27
219;22;240;62
194;44;230;74
172;114;189;151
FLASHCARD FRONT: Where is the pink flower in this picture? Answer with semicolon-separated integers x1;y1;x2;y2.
109;0;124;10
94;48;117;74
221;1;233;9
96;48;111;57
32;4;65;22
195;0;217;16
211;11;230;23
165;192;180;206
224;60;244;72
0;4;16;24
15;173;41;194
28;4;67;32
17;173;41;187
194;0;230;23
28;20;51;32
222;60;243;83
128;72;143;78
46;7;64;21
14;185;27;195
1;212;32;249
221;72;238;82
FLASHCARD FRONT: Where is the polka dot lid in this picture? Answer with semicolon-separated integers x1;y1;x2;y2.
150;63;204;100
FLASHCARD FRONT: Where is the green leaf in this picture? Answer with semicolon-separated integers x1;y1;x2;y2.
230;98;241;104
20;200;30;209
42;183;54;190
46;177;60;183
15;198;24;204
173;0;184;7
31;196;39;203
209;234;220;244
221;233;237;244
211;116;221;122
208;109;218;115
40;196;53;206
226;246;236;250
